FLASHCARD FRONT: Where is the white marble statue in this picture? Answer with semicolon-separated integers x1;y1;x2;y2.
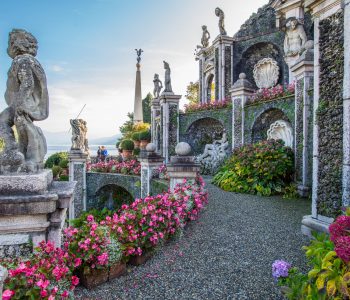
215;7;227;35
267;120;293;148
196;130;229;174
70;119;89;152
284;18;307;57
162;61;173;94
153;73;163;98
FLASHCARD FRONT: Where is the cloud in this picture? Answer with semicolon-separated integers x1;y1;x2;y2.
50;65;64;72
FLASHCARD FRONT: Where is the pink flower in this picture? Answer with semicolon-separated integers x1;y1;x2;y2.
74;258;82;267
71;275;79;286
40;290;48;298
2;290;15;300
86;215;94;222
36;279;50;289
97;252;109;265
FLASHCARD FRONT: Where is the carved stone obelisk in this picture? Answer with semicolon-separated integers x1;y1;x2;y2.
134;49;143;123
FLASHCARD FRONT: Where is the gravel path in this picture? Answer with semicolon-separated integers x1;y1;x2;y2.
75;180;311;300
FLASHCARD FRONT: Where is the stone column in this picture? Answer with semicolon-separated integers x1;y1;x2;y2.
159;93;181;163
167;142;200;192
229;73;254;149
140;143;164;198
68;150;88;219
151;97;160;145
342;0;350;207
134;62;143;123
290;45;314;197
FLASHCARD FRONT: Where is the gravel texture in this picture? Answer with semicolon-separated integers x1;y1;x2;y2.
75;179;311;300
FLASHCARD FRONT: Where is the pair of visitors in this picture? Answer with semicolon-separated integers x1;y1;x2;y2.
97;146;108;162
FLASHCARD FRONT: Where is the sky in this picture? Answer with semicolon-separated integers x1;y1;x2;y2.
0;0;267;139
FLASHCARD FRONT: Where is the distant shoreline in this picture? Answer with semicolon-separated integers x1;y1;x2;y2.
46;144;119;158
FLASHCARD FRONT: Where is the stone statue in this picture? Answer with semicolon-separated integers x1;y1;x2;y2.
0;29;49;173
284;18;307;57
196;130;229;174
201;25;210;48
153;73;163;98
135;48;143;64
215;7;227;35
162;61;173;94
70;119;88;153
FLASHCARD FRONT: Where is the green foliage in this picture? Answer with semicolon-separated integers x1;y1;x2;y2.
279;233;350;299
212;140;294;196
59;175;69;181
70;208;113;228
283;183;300;199
119;112;134;139
131;132;140;141
185;81;199;104
44;152;68;168
133;148;140;156
59;159;69;169
120;139;134;151
0;138;4;153
52;165;63;178
142;92;152;124
139;130;151;141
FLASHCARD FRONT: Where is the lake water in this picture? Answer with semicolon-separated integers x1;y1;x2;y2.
46;145;119;159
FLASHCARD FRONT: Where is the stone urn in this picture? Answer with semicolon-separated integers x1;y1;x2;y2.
128;251;153;266
140;140;150;149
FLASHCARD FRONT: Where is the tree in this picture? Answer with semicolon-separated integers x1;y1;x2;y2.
142;92;152;124
119;112;134;140
185;81;199;104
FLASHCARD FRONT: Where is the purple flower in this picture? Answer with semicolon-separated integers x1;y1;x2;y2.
272;260;291;280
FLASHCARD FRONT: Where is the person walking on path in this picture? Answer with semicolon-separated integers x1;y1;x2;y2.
100;146;108;162
97;146;102;162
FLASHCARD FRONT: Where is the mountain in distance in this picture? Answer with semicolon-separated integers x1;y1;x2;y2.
43;130;121;146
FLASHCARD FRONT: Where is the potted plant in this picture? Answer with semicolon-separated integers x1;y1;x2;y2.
120;139;135;159
63;215;123;289
139;130;151;149
131;132;141;149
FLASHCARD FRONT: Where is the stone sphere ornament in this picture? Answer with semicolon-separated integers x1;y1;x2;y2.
175;142;192;156
146;143;157;152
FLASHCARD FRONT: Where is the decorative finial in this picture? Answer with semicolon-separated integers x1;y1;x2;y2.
135;48;143;64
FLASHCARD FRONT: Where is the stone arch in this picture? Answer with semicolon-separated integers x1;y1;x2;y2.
205;73;215;103
251;108;292;145
86;173;141;210
185;117;225;155
95;184;133;210
234;42;287;88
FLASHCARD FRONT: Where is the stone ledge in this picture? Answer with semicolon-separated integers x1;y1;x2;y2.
0;169;53;195
301;215;331;237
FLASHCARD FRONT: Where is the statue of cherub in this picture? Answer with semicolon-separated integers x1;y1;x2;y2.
153;74;163;98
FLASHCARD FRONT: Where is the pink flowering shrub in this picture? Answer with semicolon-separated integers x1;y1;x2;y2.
2;241;78;300
247;82;295;105
183;98;231;113
87;159;141;175
329;214;350;262
63;216;122;274
153;164;169;180
104;176;208;257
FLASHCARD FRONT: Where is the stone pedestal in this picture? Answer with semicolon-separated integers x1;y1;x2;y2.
140;144;164;198
68;150;88;219
0;170;76;256
230;73;255;149
290;48;314;197
160;94;181;163
166;143;200;192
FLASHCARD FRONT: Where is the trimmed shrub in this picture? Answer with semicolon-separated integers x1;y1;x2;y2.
120;139;134;151
59;159;69;169
139;130;151;141
52;165;62;178
212;139;294;196
44;152;68;168
131;132;140;141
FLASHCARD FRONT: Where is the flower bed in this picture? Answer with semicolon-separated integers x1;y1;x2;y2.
1;177;208;297
152;164;169;180
273;210;350;299
87;159;141;175
183;98;231;113
246;83;295;105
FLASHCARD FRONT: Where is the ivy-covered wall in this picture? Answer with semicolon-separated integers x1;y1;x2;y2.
317;11;344;217
168;104;178;157
295;79;304;182
150;179;168;196
244;96;295;144
179;108;232;155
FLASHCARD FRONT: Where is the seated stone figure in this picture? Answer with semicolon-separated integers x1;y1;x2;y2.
196;130;229;174
0;29;48;173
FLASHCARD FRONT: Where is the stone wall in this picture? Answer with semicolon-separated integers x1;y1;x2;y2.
244;96;295;144
295;79;304;181
215;48;219;100
179;108;232;155
150;179;168;196
86;172;141;210
225;46;231;98
168;104;178;157
316;11;344;217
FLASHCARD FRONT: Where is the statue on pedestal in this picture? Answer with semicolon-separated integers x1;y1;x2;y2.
284;18;307;57
70;119;89;153
153;74;163;98
162;61;173;94
0;29;49;173
215;7;227;36
201;25;211;48
135;48;143;64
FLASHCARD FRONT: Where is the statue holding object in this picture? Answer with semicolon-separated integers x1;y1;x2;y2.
70;119;89;153
162;61;174;95
215;7;227;36
201;25;211;48
0;29;49;173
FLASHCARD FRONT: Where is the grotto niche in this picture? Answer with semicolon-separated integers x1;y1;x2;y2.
95;184;133;210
